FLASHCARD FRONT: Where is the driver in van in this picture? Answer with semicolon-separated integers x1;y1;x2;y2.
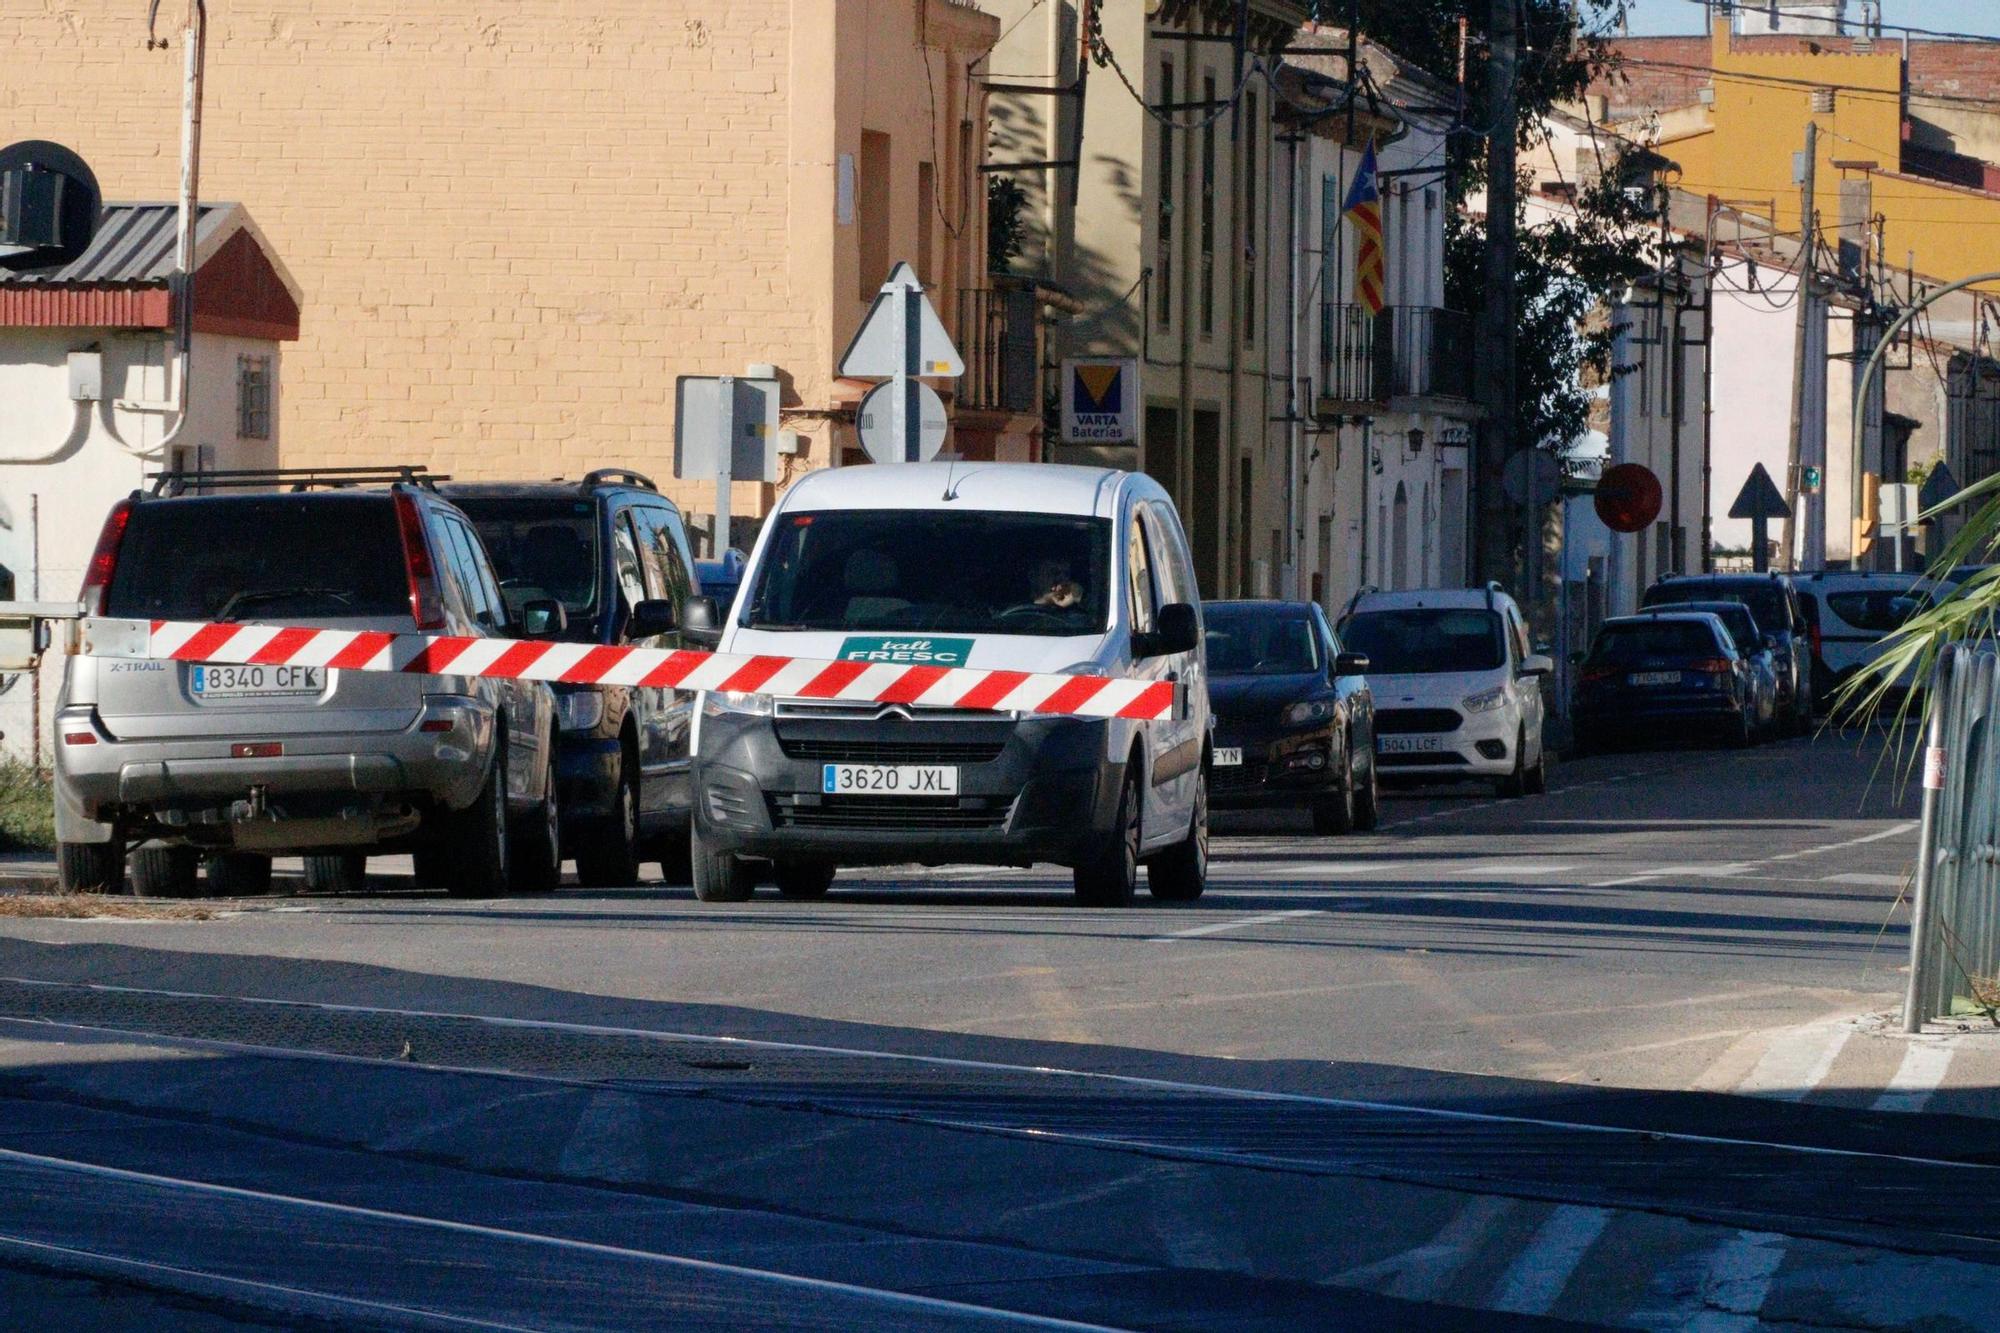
1031;557;1084;610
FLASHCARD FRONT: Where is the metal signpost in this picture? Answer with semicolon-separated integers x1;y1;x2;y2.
1728;463;1791;573
674;375;780;555
839;262;963;464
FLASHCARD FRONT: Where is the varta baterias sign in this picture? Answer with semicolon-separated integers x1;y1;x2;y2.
1061;358;1139;445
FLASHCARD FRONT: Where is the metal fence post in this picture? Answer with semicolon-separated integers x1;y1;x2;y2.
1904;646;1957;1033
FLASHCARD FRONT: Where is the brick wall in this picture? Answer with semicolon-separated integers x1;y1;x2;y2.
2;2;814;513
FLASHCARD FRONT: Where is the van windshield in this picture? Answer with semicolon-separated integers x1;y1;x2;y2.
744;509;1113;636
1339;608;1506;674
103;496;410;622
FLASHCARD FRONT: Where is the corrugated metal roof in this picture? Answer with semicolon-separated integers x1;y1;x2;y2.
0;202;236;286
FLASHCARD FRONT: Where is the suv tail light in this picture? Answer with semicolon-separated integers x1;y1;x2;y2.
1809;621;1822;661
1691;657;1733;674
1580;665;1618;685
393;490;447;630
78;498;135;614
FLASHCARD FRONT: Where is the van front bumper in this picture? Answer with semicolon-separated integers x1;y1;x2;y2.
693;710;1127;868
1371;704;1518;779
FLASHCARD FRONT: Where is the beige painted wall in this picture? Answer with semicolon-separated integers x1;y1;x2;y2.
2;1;996;523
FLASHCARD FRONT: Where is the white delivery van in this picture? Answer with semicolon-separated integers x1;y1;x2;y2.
684;464;1210;907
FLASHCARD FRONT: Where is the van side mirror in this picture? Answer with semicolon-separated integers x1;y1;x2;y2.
682;596;724;648
625;598;677;640
1520;653;1554;678
1142;602;1200;658
520;599;568;640
1333;651;1370;677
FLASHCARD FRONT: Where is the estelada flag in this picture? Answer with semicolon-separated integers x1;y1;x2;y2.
1342;140;1386;315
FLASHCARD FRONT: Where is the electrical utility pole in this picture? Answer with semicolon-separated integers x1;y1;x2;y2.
1475;0;1521;592
1780;118;1817;571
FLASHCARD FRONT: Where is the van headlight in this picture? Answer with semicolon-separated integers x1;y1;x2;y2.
554;691;605;732
1282;699;1336;727
702;690;774;719
1461;685;1510;714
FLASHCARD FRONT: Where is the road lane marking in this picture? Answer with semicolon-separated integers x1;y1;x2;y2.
1764;821;1919;863
10;1006;1997;1175
1215;861;1416;880
1446;863;1577;877
1150;909;1323;942
1822;872;1908;888
1590;864;1753;888
1873;1042;1956;1114
1680;1230;1788;1332
1487;1204;1610;1315
0;1144;1131;1333
1332;1195;1516;1296
1735;1018;1851;1103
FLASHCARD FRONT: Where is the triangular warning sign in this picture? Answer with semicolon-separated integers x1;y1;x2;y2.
837;263;965;378
1728;462;1791;520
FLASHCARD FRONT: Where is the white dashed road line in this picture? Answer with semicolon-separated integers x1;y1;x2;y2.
1872;1042;1956;1114
1446;863;1578;878
1679;1230;1789;1333
1150;909;1324;942
1821;872;1909;888
1486;1204;1611;1316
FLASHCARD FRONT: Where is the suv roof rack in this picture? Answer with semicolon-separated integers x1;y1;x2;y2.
147;465;445;497
580;469;658;493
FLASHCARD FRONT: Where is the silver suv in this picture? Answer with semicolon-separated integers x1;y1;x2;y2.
54;467;559;899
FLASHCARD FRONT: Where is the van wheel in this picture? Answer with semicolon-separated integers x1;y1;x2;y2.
575;756;641;887
1074;772;1139;907
1524;743;1550;796
58;840;125;895
692;824;754;902
131;845;200;899
773;861;836;900
655;828;695;887
207;853;273;897
441;749;510;898
1494;731;1528;799
510;756;562;894
1353;752;1381;831
1147;769;1206;903
303;853;367;895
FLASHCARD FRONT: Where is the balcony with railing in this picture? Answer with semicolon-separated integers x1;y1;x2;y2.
956;284;1042;415
1317;305;1474;412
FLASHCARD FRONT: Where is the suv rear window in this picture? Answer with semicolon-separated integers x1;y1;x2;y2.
450;498;603;639
104;496;409;621
1644;580;1789;632
1825;588;1927;632
1592;621;1723;663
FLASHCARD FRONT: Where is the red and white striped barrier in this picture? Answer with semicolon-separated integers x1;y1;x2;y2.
77;619;1180;722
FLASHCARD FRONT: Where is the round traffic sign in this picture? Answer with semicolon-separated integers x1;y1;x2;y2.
856;380;949;464
1594;463;1664;534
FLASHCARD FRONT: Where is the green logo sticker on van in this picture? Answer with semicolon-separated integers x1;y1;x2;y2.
838;636;975;667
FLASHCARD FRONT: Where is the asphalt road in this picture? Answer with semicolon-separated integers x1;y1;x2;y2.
4;728;1994;1330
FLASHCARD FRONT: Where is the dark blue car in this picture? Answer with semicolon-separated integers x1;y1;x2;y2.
1204;600;1378;835
1573;612;1757;752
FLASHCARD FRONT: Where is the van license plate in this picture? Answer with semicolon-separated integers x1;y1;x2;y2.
1213;748;1243;767
822;764;959;795
1380;735;1447;754
192;664;325;699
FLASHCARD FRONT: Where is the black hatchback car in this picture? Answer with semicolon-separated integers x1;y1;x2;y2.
1573;612;1757;751
442;471;707;885
1204;600;1378;835
1641;573;1815;734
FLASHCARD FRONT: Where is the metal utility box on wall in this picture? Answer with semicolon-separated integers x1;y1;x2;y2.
67;348;101;401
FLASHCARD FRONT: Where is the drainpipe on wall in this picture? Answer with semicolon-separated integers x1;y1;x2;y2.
1285;127;1303;600
147;0;206;461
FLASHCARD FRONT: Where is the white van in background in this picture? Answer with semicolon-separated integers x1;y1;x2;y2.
685;464;1211;908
